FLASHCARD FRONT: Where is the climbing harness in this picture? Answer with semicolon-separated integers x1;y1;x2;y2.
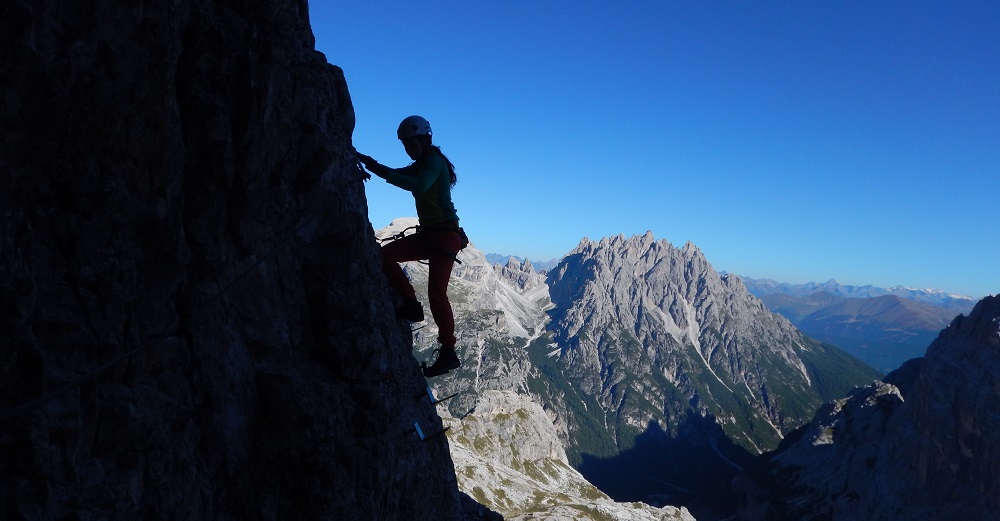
376;223;468;264
377;224;421;245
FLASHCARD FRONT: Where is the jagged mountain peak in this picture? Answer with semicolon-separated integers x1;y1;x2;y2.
551;231;773;346
572;230;666;255
733;294;1000;520
485;254;560;273
504;255;537;274
932;294;1000;348
535;232;881;512
546;231;877;461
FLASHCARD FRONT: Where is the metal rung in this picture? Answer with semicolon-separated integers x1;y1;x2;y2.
407;421;450;441
417;386;458;405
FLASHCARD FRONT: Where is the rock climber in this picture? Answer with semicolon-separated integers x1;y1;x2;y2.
356;115;465;377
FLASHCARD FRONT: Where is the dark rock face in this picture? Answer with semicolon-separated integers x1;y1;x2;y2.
1;2;477;519
732;295;1000;521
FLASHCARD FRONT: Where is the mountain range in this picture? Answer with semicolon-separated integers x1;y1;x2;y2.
740;277;977;312
474;263;977;375
485;253;561;273
738;277;975;373
386;220;879;517
420;226;998;520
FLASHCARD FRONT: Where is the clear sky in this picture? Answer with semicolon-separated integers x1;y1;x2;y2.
308;1;998;299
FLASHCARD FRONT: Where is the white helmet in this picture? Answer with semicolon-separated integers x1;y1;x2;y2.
397;115;432;139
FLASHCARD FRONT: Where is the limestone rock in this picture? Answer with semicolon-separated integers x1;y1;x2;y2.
446;391;696;521
545;233;878;455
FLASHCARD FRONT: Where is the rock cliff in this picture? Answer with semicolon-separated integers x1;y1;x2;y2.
1;2;481;519
733;295;1000;521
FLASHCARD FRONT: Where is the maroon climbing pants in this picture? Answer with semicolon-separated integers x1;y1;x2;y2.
381;225;462;350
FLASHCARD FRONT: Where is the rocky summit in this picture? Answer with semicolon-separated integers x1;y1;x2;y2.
1;2;485;520
541;234;879;510
731;295;1000;521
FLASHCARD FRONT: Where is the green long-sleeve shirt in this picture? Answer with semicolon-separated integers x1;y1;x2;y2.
372;151;459;226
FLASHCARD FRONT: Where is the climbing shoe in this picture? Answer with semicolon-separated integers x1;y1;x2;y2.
422;348;461;377
396;298;424;322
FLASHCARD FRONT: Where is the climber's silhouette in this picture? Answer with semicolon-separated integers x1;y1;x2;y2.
357;115;466;377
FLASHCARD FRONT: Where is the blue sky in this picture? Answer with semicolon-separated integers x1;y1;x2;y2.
309;1;998;299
